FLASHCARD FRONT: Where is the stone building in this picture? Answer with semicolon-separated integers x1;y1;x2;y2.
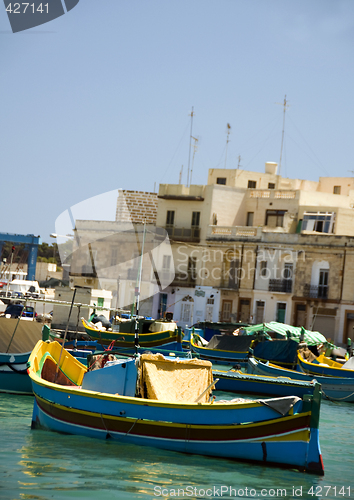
155;162;354;345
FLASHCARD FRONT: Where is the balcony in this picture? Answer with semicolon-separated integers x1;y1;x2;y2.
303;284;329;299
247;189;297;199
171;272;197;287
70;265;97;278
206;225;262;241
165;226;200;243
268;279;293;293
218;278;239;290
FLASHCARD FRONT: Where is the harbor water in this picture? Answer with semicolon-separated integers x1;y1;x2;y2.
1;392;353;500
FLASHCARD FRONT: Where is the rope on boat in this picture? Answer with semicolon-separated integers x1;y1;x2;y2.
297;360;354;401
100;413;111;439
321;388;354;402
125;418;139;436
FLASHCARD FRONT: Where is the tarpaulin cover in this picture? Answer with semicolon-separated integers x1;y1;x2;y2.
253;339;299;364
207;334;256;351
0;318;43;353
242;322;328;346
138;353;213;403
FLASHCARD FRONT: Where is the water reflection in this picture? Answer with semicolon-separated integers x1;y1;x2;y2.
1;390;353;499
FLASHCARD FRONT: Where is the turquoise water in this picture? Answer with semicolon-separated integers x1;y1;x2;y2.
1;393;353;500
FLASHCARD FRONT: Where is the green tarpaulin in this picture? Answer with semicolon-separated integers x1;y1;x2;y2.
240;321;328;347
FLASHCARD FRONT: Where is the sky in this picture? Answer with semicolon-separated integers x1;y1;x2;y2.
1;0;354;243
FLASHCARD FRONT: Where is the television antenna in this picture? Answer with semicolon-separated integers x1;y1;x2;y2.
276;95;290;177
224;123;231;168
189;136;199;185
187;107;194;187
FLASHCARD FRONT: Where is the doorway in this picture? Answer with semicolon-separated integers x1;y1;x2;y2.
221;300;232;322
238;298;251;323
276;303;286;323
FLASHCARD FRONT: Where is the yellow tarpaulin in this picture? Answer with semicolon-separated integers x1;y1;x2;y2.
138;353;214;403
0;318;43;353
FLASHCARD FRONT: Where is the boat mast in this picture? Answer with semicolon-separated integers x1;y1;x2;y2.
134;219;147;353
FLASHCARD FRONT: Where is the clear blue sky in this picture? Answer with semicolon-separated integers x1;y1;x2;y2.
1;0;354;243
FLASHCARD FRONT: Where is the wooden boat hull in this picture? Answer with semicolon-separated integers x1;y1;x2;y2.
28;341;324;474
213;368;317;399
297;353;354;379
249;358;354;403
0;351;32;394
190;334;249;364
82;318;182;350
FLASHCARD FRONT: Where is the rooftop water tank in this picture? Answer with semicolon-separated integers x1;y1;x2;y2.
265;162;278;175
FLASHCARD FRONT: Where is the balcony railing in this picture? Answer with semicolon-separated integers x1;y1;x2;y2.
268;279;293;293
303;284;329;299
70;265;97;277
206;225;262;241
165;226;200;242
218;279;239;290
171;272;197;287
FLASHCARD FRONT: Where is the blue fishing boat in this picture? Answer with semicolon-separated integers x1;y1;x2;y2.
248;357;354;403
297;351;354;379
28;340;324;474
190;332;255;364
0;317;43;395
82;317;183;352
191;331;303;367
213;366;317;399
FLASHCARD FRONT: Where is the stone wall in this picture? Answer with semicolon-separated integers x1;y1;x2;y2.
116;190;158;224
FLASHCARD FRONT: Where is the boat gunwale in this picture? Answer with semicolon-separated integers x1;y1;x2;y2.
34;392;312;434
190;334;249;355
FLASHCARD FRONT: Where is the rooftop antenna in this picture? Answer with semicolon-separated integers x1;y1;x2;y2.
186;107;194;187
276;95;290;177
224;123;231;168
190;136;199;185
237;155;242;169
179;165;183;184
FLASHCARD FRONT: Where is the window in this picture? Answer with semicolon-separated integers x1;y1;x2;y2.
217;177;226;185
97;297;104;307
162;255;171;270
228;259;239;289
188;257;197;281
333;186;341;194
246;212;254;226
248;180;257;188
319;269;329;299
283;263;293;280
268;182;275;189
191;211;200;227
111;247;118;266
159;293;167;318
302;212;335;234
265;210;286;227
260;261;267;277
166;210;175;226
